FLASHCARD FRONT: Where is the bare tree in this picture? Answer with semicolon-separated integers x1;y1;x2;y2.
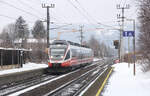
0;29;12;48
88;35;100;57
87;35;113;58
138;0;150;71
0;23;16;48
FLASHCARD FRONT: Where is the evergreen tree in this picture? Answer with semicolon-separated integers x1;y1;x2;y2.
15;16;29;48
32;20;46;39
15;16;29;39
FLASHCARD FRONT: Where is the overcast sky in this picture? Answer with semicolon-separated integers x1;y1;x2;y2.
0;0;137;31
0;0;139;49
0;0;138;46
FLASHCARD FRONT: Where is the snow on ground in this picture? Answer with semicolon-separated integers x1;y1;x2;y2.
93;58;102;61
9;67;83;96
0;57;100;76
0;63;48;76
102;62;150;96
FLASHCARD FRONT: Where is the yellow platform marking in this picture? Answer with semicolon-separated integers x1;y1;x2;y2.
96;67;114;96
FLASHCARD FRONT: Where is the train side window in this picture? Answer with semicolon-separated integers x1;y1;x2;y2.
65;50;70;60
71;49;76;57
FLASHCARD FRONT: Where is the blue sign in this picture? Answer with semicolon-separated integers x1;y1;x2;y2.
123;31;135;37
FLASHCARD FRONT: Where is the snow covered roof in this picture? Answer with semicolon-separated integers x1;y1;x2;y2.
0;47;32;51
14;38;55;43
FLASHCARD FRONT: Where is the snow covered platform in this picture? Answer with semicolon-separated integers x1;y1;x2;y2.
102;63;150;96
0;63;48;76
0;63;48;86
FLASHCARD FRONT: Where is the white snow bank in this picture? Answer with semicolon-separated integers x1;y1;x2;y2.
0;63;48;76
103;62;150;96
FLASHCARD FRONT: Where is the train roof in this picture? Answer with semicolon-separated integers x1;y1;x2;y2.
51;40;90;48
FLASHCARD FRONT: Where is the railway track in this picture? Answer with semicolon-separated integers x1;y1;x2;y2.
45;63;108;96
0;74;57;96
0;60;108;96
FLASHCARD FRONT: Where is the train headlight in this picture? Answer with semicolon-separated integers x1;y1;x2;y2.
51;56;53;58
61;56;63;58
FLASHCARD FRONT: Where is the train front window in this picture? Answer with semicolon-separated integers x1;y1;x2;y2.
50;49;66;60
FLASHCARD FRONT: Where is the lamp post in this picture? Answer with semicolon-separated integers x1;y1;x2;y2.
126;19;136;76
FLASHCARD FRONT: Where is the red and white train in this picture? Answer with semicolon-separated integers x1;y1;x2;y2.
47;40;93;72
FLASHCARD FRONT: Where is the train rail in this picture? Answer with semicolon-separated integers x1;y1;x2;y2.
0;60;108;96
45;62;108;96
0;74;57;96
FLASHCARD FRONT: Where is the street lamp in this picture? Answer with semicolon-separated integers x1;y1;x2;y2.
126;19;136;76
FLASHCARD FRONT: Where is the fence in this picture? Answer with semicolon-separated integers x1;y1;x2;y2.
0;48;30;70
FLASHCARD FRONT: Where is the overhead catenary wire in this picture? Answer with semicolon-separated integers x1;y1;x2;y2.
23;0;41;5
69;0;118;29
4;0;68;24
32;0;41;5
0;1;43;20
0;14;38;23
74;0;98;23
123;0;128;7
98;22;120;30
17;0;44;15
22;0;67;24
119;0;123;4
74;0;120;30
67;0;94;24
128;8;138;18
50;10;69;23
50;24;73;30
0;0;96;33
50;5;76;24
0;14;17;20
75;0;119;29
24;0;69;24
0;13;63;25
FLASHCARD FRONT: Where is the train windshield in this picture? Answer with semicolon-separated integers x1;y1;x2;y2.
50;48;66;60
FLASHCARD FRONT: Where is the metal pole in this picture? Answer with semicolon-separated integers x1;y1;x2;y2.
80;26;84;45
121;8;124;62
1;51;3;67
117;4;130;62
42;4;55;48
47;7;50;48
120;24;123;62
118;21;121;62
118;42;120;62
12;50;14;65
119;28;121;62
128;37;130;67
20;51;23;67
133;20;136;76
